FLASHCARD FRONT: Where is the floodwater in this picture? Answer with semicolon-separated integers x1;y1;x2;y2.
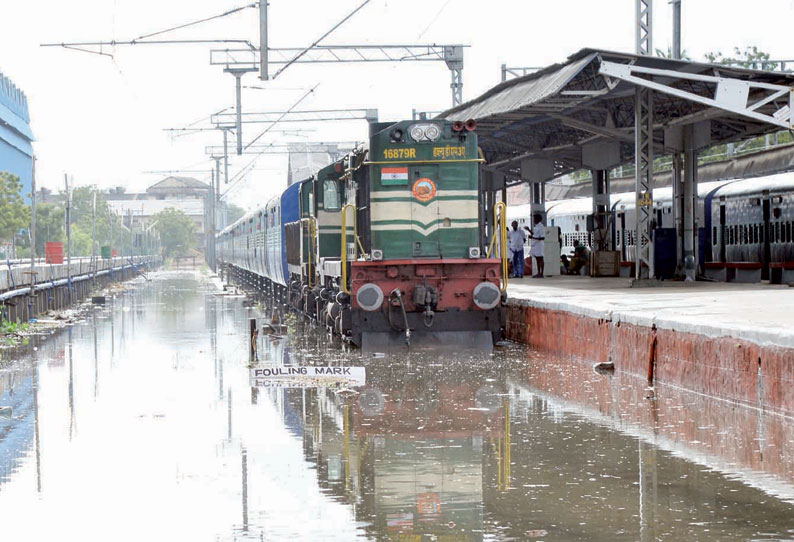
1;271;794;541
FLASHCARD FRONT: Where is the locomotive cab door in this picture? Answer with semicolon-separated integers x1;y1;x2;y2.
410;165;440;258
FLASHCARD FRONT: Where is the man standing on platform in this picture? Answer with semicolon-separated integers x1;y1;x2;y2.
508;220;527;278
528;214;545;278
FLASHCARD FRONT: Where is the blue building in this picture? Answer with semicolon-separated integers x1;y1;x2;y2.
0;71;34;201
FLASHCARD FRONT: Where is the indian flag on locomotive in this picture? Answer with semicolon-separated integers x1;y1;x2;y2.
381;167;409;185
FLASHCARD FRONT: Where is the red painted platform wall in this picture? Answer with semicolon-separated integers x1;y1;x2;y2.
506;303;794;417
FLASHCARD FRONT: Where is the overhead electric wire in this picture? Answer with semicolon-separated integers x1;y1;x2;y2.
272;0;374;79
42;2;258;55
134;3;257;41
245;85;319;149
416;0;453;39
219;84;320;198
61;45;113;58
42;39;257;50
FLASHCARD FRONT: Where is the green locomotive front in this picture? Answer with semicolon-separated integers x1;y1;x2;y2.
343;119;505;349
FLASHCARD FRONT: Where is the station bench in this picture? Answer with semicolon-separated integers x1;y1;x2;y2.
770;262;794;285
705;261;763;283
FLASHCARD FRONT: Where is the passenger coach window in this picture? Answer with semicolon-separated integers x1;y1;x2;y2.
323;180;341;211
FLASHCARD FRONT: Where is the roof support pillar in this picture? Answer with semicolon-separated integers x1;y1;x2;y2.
634;86;655;279
666;121;708;280
529;182;546;222
521;159;552;222
672;151;683;271
682;125;699;281
582;141;620;253
591;170;612;251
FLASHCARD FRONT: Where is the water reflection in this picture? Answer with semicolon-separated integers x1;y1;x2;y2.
0;362;35;486
0;272;792;541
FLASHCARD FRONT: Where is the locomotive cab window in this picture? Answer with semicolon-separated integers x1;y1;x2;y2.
322;180;342;211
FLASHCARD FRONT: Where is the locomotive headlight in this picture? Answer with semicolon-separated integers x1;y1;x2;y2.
408;123;442;142
371;249;383;261
409;124;426;141
424;123;441;141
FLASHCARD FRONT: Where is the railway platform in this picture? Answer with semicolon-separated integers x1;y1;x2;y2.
505;277;794;417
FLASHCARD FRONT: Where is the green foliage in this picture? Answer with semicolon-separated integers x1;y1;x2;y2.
0;171;30;244
1;320;29;335
655;47;692;61
151;207;196;258
66;186;131;257
227;203;245;224
705;46;787;71
0;320;30;347
35;203;65;255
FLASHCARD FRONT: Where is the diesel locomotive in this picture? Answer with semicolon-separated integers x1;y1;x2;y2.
217;119;507;349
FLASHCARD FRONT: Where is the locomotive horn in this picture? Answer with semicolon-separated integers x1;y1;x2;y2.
452;120;465;132
464;119;478;131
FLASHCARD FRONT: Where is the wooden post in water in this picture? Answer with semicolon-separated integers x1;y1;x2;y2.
249;318;258;361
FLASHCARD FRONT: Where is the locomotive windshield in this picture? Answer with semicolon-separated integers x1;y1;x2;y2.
323;179;341;211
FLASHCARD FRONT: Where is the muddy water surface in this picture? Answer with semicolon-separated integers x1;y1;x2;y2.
1;271;793;541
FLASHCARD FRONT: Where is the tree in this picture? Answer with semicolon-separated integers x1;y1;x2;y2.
655;47;692;61
227;203;245;224
66;185;130;257
705;46;786;71
35;203;65;255
0;171;29;244
151;207;196;258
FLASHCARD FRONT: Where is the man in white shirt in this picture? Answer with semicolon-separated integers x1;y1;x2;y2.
507;220;527;278
528;214;546;278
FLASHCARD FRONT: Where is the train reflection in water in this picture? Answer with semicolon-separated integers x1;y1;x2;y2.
249;318;794;542
254;336;509;542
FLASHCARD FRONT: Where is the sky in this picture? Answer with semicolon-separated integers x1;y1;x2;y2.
1;0;793;209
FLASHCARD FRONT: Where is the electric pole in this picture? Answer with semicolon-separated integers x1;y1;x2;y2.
259;0;268;80
208;168;217;272
91;191;97;288
671;0;681;59
108;207;114;275
64;174;72;305
29;156;37;318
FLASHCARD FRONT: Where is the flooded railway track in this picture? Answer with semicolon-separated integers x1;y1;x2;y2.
0;270;792;541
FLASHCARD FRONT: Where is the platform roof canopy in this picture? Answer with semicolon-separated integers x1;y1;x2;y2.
437;49;794;186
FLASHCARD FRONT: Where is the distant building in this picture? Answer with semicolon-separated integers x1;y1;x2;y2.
106;177;211;245
0;71;34;201
145;176;211;200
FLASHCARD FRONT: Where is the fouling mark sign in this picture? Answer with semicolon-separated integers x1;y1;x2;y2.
250;366;366;388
